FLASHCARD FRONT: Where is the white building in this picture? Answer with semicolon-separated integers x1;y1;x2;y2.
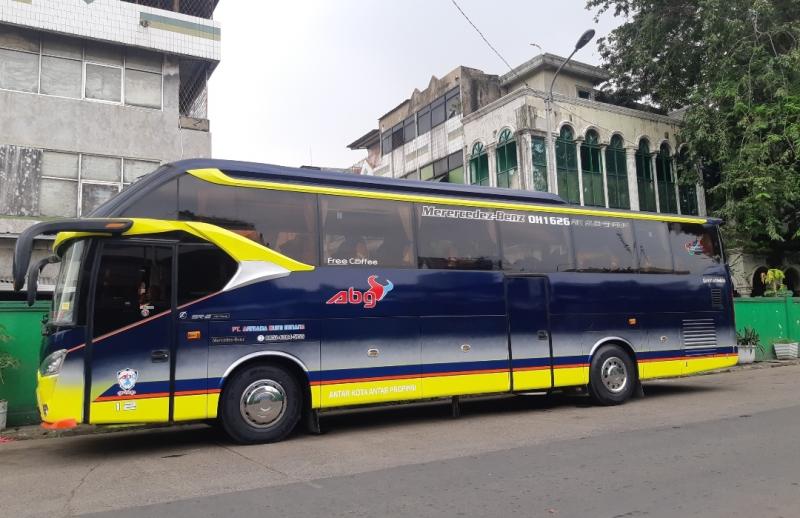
0;0;221;293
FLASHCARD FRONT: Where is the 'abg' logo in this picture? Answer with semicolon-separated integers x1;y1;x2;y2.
326;275;394;309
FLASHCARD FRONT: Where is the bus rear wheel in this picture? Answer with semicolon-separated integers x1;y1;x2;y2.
588;345;636;406
220;364;302;444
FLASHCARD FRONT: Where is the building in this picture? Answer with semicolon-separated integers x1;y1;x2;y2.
0;0;221;294
349;53;702;213
348;53;800;295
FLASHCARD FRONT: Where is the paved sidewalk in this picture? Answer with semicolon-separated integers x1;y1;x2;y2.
2;357;798;442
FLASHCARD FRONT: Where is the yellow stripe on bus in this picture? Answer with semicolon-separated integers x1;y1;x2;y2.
187;167;709;224
52;219;315;272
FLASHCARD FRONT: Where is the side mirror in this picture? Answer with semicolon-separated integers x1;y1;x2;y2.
27;255;59;307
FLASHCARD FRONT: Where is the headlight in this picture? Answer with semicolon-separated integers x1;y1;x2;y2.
40;349;67;376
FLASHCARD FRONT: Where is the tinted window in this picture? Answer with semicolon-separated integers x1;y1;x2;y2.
120;178;178;219
178;175;319;265
320;196;414;268
418;106;431;134
431;96;446;127
177;245;238;305
381;132;392;155
570;217;635;272
391;123;404;149
668;223;721;274
446;88;461;119
417;204;500;270
403;116;416;142
633;220;673;273
93;243;172;338
500;211;573;273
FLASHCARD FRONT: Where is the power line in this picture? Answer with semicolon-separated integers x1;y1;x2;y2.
451;0;653;152
450;0;532;90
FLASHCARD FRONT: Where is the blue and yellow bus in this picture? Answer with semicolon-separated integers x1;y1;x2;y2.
13;159;737;443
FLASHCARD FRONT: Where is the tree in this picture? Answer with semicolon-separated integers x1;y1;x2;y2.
586;0;800;256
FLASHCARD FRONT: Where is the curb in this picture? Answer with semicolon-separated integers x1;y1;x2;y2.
3;359;800;442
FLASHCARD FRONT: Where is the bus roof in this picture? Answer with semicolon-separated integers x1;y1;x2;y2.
96;158;721;225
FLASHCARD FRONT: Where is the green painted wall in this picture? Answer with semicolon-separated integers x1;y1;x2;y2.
0;301;48;426
734;297;800;360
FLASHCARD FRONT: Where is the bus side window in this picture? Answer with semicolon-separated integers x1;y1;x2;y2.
499;212;572;273
177;245;238;306
416;204;501;270
177;174;319;265
668;223;721;275
319;196;415;268
569;217;635;273
633;220;673;273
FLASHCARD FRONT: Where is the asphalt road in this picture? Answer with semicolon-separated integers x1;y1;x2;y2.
3;364;800;518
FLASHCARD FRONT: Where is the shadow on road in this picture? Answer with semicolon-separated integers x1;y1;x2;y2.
48;379;725;456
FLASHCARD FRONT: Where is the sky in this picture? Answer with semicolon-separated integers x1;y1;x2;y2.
208;0;623;169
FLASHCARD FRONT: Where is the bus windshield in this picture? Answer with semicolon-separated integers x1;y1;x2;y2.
51;240;86;325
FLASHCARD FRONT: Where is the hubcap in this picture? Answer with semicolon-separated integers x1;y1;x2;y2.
600;357;628;394
239;380;286;428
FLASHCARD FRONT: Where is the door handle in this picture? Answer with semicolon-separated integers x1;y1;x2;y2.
151;349;170;362
537;330;549;340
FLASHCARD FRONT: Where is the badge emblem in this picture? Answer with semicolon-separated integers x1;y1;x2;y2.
117;368;138;392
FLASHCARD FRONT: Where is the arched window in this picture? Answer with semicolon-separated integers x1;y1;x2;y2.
676;146;698;215
635;139;656;211
605;135;630;209
556;125;579;203
495;129;519;188
656;143;677;213
580;129;604;206
469;142;489;186
531;136;548;192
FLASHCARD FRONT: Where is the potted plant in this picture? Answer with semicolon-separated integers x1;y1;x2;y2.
772;337;799;360
736;327;759;364
0;324;20;431
763;269;791;297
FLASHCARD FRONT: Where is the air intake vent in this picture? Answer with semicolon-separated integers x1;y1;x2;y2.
682;318;717;348
711;288;723;309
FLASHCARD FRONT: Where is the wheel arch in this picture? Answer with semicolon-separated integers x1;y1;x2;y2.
588;337;639;375
218;351;311;414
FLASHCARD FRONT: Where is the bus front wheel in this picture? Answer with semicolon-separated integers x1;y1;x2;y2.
220;364;302;444
588;345;636;405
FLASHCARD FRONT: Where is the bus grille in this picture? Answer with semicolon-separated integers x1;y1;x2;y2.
682;319;717;348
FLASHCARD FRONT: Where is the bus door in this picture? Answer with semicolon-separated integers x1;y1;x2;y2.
506;275;553;391
87;241;176;424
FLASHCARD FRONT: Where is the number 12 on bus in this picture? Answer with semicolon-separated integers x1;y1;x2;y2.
14;159;737;444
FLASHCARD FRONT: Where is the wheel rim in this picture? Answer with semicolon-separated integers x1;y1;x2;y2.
600;357;628;394
239;379;287;429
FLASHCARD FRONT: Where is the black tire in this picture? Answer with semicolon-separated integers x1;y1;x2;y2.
219;364;302;444
588;344;636;406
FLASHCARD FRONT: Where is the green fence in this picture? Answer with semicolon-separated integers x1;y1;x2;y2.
0;301;48;427
734;297;800;360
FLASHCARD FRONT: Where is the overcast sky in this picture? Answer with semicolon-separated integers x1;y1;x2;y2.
208;1;623;168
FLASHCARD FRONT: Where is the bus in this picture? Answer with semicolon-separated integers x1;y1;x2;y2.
13;159;738;444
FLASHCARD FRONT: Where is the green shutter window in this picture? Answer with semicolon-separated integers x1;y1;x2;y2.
677;147;698;215
655;143;678;213
531;136;548;192
495;128;519;189
605;135;630;209
580;130;605;207
636;139;656;212
556;125;580;203
469;142;490;186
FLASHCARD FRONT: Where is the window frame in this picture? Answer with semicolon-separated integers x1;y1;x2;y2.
0;27;164;110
